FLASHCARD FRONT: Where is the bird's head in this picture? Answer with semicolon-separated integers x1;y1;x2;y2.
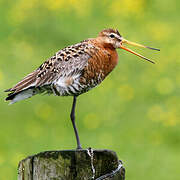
98;28;122;49
98;28;160;64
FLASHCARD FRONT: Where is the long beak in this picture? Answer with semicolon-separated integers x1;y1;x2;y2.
120;38;160;64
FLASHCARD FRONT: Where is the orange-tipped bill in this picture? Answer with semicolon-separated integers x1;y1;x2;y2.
120;39;160;64
120;46;155;64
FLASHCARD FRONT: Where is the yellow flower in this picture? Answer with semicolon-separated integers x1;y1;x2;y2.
44;0;65;10
109;0;145;17
8;0;38;25
44;0;91;16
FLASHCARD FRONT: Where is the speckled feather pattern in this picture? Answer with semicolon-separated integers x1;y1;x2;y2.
5;29;119;103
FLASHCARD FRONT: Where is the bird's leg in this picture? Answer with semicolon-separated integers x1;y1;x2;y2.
70;96;82;149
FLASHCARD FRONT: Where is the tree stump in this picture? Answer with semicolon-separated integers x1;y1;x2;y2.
18;149;125;180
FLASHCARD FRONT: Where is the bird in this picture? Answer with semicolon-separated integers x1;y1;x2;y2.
5;28;160;149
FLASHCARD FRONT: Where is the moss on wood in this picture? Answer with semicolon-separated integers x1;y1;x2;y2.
18;149;125;180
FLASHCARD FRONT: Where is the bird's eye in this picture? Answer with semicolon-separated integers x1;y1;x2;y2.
110;34;115;38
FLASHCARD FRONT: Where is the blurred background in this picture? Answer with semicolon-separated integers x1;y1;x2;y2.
0;0;180;179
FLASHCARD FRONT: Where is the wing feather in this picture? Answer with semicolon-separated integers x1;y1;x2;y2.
5;41;97;99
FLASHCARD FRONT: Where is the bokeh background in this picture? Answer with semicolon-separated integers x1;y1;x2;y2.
0;0;180;179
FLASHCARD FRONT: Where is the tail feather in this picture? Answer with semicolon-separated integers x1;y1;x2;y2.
13;77;36;93
10;71;38;93
5;71;39;104
5;92;17;101
6;88;37;104
4;88;12;92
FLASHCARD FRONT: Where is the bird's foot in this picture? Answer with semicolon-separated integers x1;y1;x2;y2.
76;145;83;150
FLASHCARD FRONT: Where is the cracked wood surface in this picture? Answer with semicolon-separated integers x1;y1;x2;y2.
18;149;125;180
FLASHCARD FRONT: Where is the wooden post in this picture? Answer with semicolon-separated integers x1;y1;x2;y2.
18;149;125;180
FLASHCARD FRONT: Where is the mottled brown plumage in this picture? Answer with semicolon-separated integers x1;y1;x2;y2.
5;28;159;149
5;29;122;102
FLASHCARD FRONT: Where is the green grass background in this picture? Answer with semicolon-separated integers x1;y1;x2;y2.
0;0;180;179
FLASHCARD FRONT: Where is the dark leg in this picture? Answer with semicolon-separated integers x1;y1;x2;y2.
70;96;82;149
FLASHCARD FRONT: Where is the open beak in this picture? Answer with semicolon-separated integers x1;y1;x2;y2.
120;38;160;64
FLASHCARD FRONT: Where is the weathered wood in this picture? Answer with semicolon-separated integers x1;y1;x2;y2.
18;149;125;180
